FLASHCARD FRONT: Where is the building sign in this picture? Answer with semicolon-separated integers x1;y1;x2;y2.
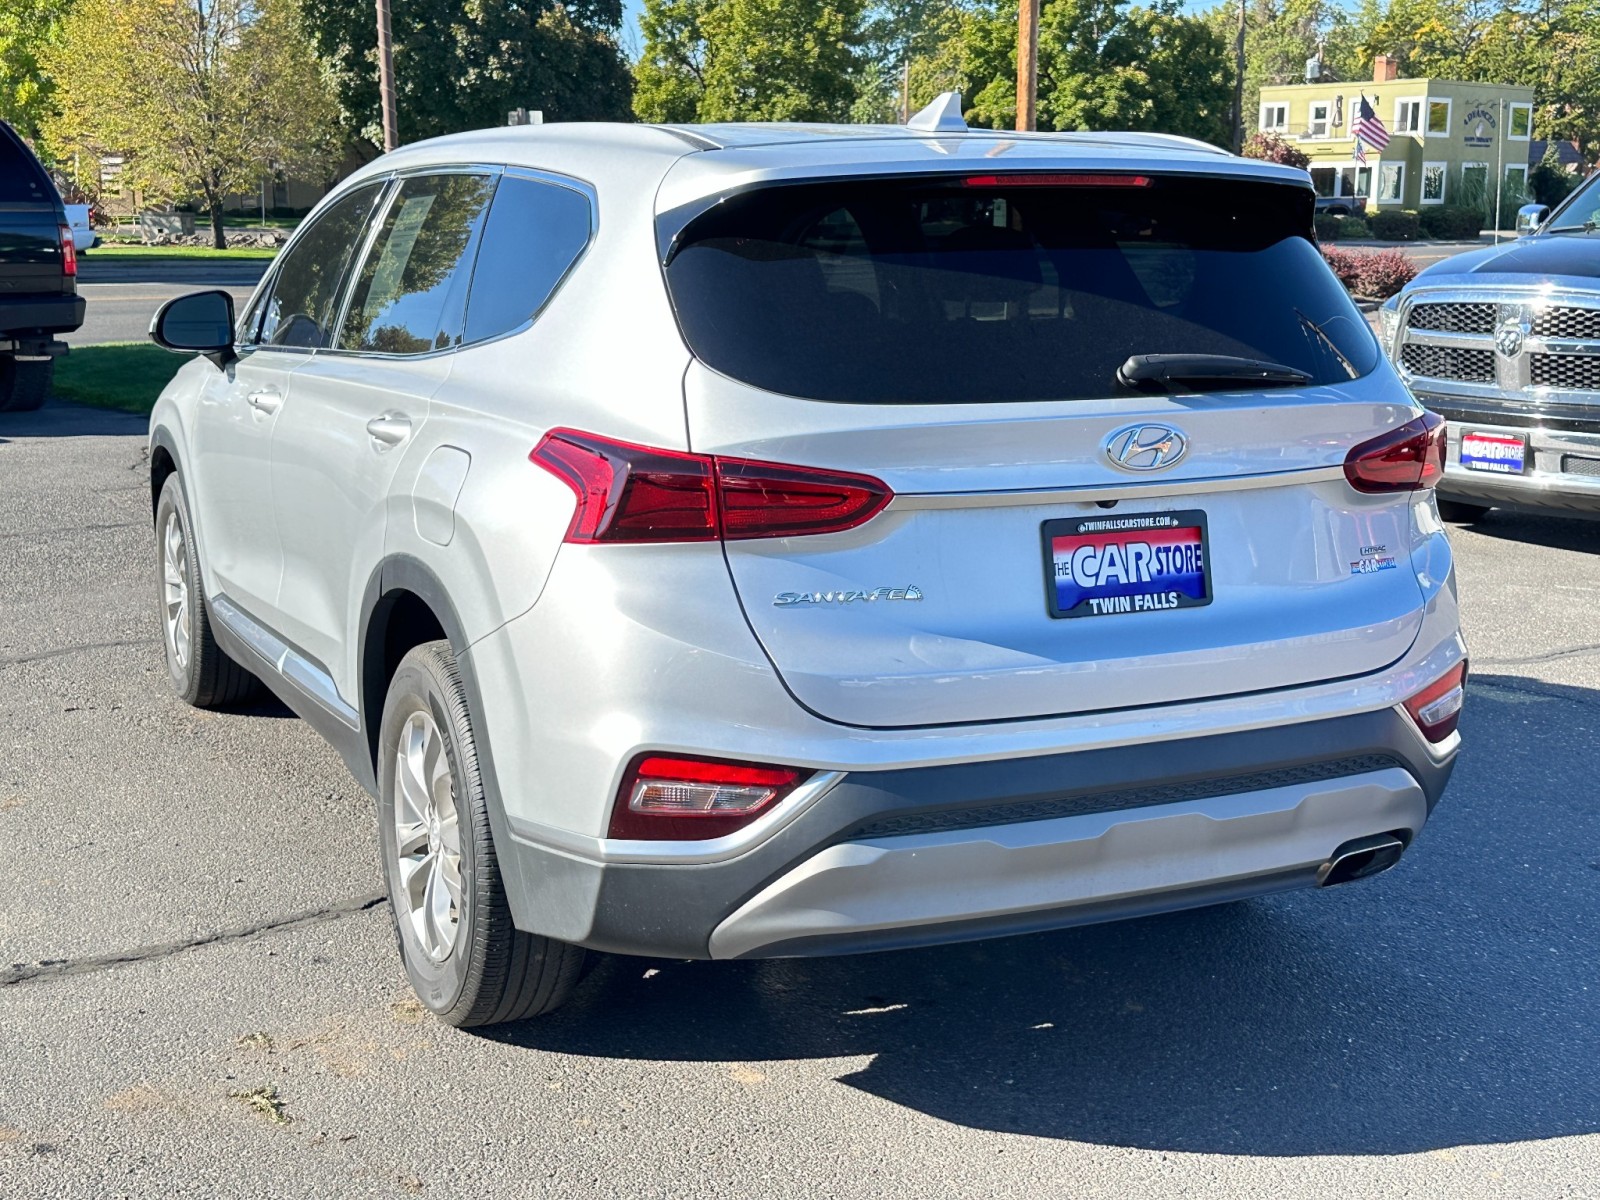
1463;106;1499;148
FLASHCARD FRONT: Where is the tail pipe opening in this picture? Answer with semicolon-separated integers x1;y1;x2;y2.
1317;833;1406;888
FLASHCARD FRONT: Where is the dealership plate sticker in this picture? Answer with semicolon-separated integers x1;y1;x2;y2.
1043;510;1211;619
1460;431;1526;474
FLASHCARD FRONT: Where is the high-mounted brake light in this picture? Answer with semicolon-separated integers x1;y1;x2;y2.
608;754;810;840
58;224;77;277
531;428;893;543
1403;660;1467;742
961;173;1152;188
1343;412;1446;494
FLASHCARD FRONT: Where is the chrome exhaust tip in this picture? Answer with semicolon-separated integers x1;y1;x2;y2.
1317;833;1406;888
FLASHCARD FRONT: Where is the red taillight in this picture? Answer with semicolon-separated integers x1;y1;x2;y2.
1403;660;1467;742
531;428;892;543
961;173;1151;188
608;754;809;840
1343;412;1446;494
59;224;77;277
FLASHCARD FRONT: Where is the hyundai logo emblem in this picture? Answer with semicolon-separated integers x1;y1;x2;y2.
1104;423;1188;472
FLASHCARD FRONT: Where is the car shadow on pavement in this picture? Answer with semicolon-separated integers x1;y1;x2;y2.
1449;508;1600;555
492;673;1600;1157
0;399;146;438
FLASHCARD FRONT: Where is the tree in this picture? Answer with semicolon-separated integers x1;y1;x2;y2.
43;0;341;247
955;0;1235;146
306;0;632;147
0;0;70;145
633;0;865;122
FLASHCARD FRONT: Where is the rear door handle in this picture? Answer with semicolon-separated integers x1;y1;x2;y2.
366;413;412;448
246;389;282;415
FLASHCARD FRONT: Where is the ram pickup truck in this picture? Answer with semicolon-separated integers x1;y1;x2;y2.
1379;174;1600;520
0;120;84;412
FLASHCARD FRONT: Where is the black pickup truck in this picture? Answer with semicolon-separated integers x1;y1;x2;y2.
0;120;84;412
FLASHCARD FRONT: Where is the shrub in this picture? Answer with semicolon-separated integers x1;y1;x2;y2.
1369;209;1421;241
1531;143;1579;208
1320;244;1361;290
1241;132;1311;170
1338;215;1373;239
1319;245;1417;299
1352;248;1417;299
1314;213;1343;241
1418;205;1482;240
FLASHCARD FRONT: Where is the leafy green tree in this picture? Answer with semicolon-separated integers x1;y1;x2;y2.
43;0;341;247
956;0;1234;146
1201;0;1362;146
633;0;864;122
0;0;70;144
307;0;632;146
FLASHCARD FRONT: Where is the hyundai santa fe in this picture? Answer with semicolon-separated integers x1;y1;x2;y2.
146;97;1466;1026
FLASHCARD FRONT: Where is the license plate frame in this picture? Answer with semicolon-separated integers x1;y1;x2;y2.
1042;509;1212;620
1459;431;1527;475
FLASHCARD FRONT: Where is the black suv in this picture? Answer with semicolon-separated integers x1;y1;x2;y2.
0;120;84;412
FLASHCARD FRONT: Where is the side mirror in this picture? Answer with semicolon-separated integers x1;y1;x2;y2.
1516;203;1551;236
150;289;236;368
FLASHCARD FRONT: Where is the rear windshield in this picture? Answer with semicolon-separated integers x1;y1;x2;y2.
0;127;54;204
663;174;1377;403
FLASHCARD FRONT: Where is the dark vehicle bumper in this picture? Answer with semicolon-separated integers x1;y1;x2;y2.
499;707;1455;960
1;294;86;340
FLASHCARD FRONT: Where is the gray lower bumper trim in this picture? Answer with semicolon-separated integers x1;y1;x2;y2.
496;706;1455;959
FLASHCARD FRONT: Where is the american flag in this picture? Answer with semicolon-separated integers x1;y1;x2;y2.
1354;135;1367;164
1353;95;1390;151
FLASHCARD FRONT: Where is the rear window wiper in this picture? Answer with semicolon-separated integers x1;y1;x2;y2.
1117;353;1313;394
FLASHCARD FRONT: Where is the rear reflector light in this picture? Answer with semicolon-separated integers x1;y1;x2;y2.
961;173;1151;188
609;754;809;840
59;224;77;277
1403;660;1467;742
1344;412;1446;493
532;428;892;543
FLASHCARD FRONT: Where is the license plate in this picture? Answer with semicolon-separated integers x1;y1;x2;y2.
1460;431;1526;474
1043;510;1211;619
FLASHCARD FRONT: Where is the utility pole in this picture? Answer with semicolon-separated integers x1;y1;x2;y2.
376;0;399;153
1494;97;1506;244
1230;0;1246;152
1017;0;1039;132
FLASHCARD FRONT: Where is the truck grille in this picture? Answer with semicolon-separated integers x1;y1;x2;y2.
1402;343;1495;382
1532;306;1600;341
1396;292;1600;406
1408;302;1495;334
1531;353;1600;391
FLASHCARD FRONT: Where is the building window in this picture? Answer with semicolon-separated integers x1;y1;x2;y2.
1427;99;1452;136
1395;98;1424;133
1308;102;1329;138
1377;162;1405;204
1460;162;1489;210
1505;163;1530;201
1421;163;1447;205
1259;103;1287;133
1508;102;1533;140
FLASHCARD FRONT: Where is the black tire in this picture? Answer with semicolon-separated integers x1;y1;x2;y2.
0;356;52;413
377;641;587;1027
154;475;261;707
1437;498;1492;523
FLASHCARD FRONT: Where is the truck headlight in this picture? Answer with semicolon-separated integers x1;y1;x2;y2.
1377;298;1401;354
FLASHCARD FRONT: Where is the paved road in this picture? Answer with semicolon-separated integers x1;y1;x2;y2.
69;260;267;347
1;403;1598;1198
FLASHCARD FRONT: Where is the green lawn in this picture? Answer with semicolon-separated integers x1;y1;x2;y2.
85;244;278;261
53;342;185;415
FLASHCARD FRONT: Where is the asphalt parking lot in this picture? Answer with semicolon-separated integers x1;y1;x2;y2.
1;401;1597;1199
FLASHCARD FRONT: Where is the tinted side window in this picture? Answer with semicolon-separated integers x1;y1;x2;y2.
256;182;385;350
337;173;495;355
0;127;53;203
462;175;592;345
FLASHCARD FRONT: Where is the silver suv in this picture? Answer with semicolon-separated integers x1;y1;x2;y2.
148;100;1466;1026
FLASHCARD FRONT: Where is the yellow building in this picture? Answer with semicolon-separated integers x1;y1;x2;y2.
1259;56;1535;215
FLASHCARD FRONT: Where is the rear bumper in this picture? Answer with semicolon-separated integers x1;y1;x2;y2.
0;294;86;339
496;706;1455;960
